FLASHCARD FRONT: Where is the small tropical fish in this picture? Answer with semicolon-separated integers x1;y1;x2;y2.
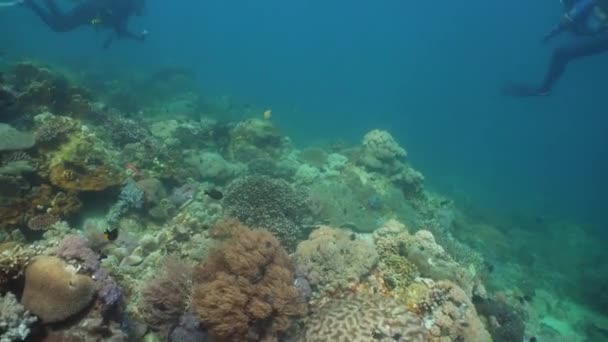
103;228;119;241
263;109;272;120
204;189;223;200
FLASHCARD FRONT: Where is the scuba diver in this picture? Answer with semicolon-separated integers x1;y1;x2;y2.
17;0;148;49
503;0;608;97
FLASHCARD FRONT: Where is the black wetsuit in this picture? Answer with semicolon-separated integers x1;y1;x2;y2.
24;0;145;48
503;1;608;96
539;35;608;92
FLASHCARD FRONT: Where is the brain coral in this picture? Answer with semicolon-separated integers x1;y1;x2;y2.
298;295;427;342
21;256;95;323
192;220;306;341
293;226;379;295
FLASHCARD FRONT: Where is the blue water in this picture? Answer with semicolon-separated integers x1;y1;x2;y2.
2;0;607;228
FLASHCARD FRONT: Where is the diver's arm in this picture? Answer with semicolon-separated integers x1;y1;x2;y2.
114;19;147;42
118;28;148;41
102;34;114;50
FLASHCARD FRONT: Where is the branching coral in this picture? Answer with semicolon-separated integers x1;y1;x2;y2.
192;220;306;341
0;292;37;342
138;256;193;336
223;175;311;251
0;242;37;290
106;179;144;227
298;295;427;342
293;226;379;295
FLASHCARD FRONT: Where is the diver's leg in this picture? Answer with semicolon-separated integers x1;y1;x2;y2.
42;0;61;16
539;36;608;92
28;0;93;32
22;0;67;31
503;35;608;97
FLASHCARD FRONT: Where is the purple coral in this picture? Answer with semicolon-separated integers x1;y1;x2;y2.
93;268;123;310
56;234;100;271
56;234;123;314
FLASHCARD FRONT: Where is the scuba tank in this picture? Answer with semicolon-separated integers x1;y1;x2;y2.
543;0;599;42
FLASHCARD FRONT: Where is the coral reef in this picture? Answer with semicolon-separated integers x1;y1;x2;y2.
192;220;306;341
223;175;311;250
21;256;96;323
403;280;492;341
228;118;290;161
357;129;424;198
474;296;525;342
106;179;144;227
169;312;209;342
374;219;477;296
138;256;193;336
298;295;427;341
293;226;379;295
0;59;596;342
33;113;79;147
0;292;37;342
0;242;39;290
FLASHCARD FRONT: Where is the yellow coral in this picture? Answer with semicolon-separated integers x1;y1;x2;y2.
44;131;124;191
21;256;95;323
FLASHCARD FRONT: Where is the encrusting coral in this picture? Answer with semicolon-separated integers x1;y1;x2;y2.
293;226;379;295
191;219;307;341
21;256;96;323
297;295;427;342
403;280;492;342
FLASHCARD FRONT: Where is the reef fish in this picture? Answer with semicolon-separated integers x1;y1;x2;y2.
204;189;223;200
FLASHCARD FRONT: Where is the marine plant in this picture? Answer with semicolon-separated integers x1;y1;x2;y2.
191;219;307;341
138;256;193;336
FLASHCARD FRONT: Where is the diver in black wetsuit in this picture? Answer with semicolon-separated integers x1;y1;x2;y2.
503;0;608;97
21;0;148;49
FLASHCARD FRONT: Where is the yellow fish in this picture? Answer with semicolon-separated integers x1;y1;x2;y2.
263;109;272;120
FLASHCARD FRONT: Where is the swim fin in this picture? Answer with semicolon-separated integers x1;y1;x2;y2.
501;82;550;97
0;0;24;8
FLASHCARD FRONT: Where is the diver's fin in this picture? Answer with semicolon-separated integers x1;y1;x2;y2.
0;0;24;8
501;82;550;98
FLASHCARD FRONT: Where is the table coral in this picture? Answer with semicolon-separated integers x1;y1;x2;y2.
0;124;35;152
224;175;311;251
297;295;427;342
192;220;306;341
293;226;379;295
44;128;124;191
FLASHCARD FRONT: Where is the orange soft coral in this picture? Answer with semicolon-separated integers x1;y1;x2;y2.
192;219;307;342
